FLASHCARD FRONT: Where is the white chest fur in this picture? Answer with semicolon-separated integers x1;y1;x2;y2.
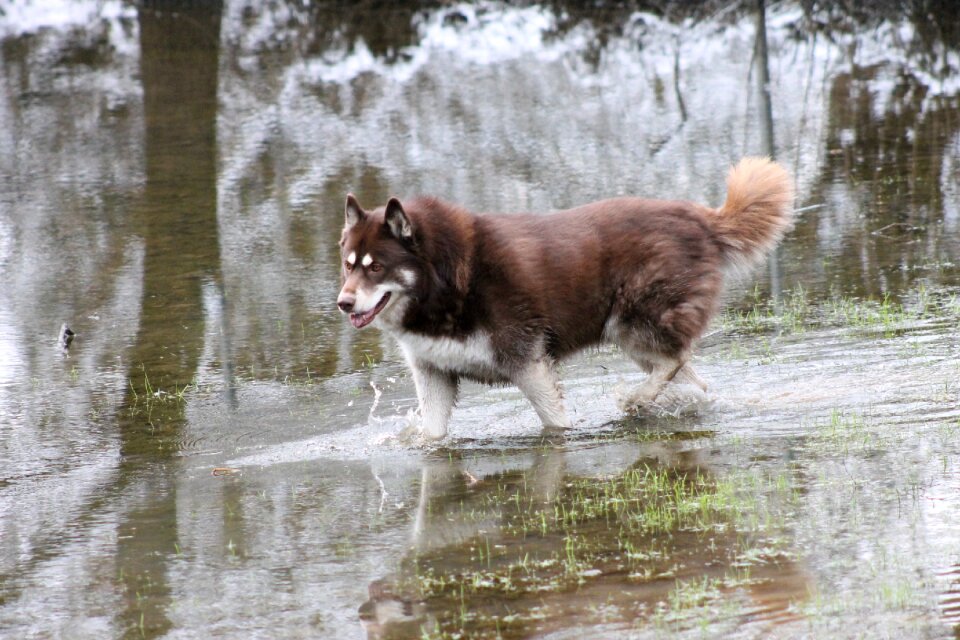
396;331;497;375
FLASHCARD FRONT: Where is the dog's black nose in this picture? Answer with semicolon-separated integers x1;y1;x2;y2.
338;296;355;312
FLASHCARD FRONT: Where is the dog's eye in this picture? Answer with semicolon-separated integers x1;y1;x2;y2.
344;261;353;272
369;262;383;273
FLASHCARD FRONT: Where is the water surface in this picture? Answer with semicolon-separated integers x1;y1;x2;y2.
1;1;959;638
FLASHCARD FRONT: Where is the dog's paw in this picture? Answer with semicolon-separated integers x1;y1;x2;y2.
618;399;663;416
390;411;447;447
395;419;422;445
615;383;659;413
616;381;713;418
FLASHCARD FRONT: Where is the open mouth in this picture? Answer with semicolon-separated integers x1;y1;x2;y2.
349;292;392;329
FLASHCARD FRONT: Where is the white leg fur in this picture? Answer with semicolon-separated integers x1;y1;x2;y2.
513;360;572;429
410;364;458;441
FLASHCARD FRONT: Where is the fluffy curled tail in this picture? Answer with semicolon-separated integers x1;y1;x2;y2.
710;157;794;270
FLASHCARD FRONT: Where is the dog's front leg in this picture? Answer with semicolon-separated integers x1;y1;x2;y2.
410;363;458;441
514;360;572;430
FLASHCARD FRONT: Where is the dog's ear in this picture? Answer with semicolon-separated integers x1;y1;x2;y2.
344;193;365;229
384;197;414;242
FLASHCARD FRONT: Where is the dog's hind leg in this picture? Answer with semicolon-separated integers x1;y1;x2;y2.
617;351;686;411
675;363;708;392
410;364;458;441
514;360;572;430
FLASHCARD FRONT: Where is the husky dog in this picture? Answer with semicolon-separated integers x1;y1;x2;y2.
337;157;794;441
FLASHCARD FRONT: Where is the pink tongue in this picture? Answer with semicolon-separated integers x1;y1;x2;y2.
350;311;375;329
348;292;391;329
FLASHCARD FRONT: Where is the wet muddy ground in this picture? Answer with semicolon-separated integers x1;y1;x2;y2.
1;1;959;638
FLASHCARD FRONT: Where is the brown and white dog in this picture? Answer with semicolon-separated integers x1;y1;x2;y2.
337;157;794;441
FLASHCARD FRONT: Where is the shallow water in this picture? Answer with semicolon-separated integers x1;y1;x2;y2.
1;1;959;638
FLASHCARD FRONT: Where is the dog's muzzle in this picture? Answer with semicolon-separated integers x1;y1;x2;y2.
337;293;356;313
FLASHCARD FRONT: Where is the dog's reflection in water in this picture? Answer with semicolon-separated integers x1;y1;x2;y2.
356;441;811;637
358;578;433;640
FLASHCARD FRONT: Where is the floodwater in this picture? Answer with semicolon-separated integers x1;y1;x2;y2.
1;1;959;638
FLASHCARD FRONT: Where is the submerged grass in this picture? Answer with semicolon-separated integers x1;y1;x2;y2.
721;284;960;338
805;409;906;455
394;459;800;638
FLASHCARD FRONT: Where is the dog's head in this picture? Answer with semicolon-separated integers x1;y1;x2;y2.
337;194;419;329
